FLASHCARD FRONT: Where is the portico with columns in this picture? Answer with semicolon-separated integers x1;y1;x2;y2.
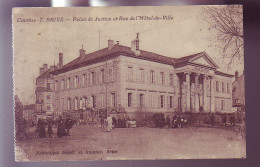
174;52;220;113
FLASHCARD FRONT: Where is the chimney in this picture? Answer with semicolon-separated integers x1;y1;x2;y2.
39;64;48;75
235;71;239;80
131;33;140;55
108;39;114;50
79;45;86;59
131;33;140;51
59;53;63;68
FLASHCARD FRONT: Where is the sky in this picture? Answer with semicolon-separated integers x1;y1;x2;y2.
13;6;244;104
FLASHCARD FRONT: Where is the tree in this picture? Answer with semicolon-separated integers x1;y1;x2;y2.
203;5;243;69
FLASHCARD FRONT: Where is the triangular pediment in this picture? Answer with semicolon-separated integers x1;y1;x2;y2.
193;57;212;66
189;52;219;68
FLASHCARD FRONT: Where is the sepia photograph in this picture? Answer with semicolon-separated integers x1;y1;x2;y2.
13;5;245;161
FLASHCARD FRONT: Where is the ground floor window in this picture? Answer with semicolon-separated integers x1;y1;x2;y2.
221;100;225;110
92;96;96;108
160;95;164;108
139;94;144;107
169;96;173;108
111;93;116;107
128;93;132;107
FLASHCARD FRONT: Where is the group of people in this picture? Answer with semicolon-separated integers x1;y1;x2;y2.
36;115;74;138
153;114;187;128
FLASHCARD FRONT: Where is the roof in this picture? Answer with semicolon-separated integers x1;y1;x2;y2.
37;66;57;80
53;44;177;74
52;44;228;76
23;104;36;110
215;70;234;78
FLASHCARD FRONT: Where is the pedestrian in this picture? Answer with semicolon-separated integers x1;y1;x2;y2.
65;115;73;136
210;114;215;126
230;114;236;126
57;116;65;138
177;116;182;128
107;114;113;132
172;115;177;128
47;119;53;138
222;115;227;126
37;118;46;138
166;115;171;128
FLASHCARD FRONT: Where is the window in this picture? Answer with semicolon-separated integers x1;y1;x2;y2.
92;96;96;108
150;70;155;83
128;93;132;107
111;93;116;107
138;68;144;82
67;98;71;110
159;72;164;85
67;78;70;89
100;69;105;83
128;67;133;81
169;74;174;86
79;98;83;110
169;96;173;108
221;100;225;110
55;80;58;91
47;105;51;110
139;94;144;107
82;74;87;86
74;76;79;88
74;98;78;110
47;95;51;100
61;80;65;90
227;83;230;93
216;81;219;92
222;82;225;93
160;95;164;108
83;97;87;109
90;72;95;85
47;83;51;90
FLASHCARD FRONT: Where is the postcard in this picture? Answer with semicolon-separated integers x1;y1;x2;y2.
13;5;245;161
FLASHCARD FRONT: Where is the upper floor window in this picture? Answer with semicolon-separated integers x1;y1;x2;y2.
138;68;144;82
150;70;155;84
227;83;230;93
221;100;225;110
169;74;174;86
47;83;51;89
90;72;95;85
100;69;105;83
61;79;65;90
159;72;165;85
67;78;70;89
128;67;133;81
74;76;79;88
222;82;225;93
216;81;219;92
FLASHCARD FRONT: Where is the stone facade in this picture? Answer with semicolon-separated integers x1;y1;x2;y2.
50;38;234;119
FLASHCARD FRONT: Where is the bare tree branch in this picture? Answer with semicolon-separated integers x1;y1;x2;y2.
202;5;244;70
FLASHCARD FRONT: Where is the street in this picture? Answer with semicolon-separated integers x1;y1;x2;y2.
15;125;246;161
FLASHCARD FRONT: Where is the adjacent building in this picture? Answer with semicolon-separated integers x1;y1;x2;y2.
232;71;245;112
35;64;58;118
50;36;234;119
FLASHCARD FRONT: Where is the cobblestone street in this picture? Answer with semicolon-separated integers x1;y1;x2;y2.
15;125;246;161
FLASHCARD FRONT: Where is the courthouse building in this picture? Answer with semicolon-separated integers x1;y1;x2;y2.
51;37;233;118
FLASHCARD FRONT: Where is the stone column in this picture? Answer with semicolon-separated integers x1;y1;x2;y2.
203;75;207;112
210;76;215;112
185;72;191;112
194;73;199;112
